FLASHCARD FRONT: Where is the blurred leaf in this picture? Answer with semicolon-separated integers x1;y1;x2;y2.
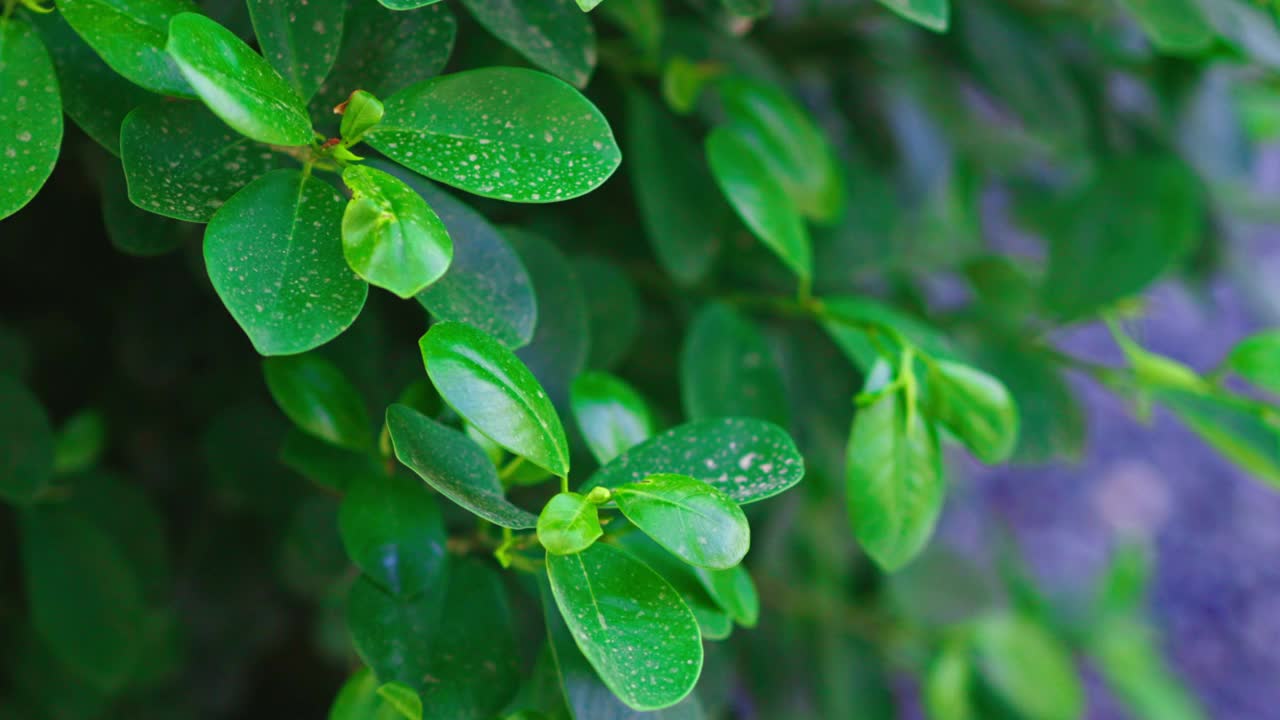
971;614;1083;720
264;353;372;450
576;256;640;370
459;0;596;88
53;409;106;474
248;0;344;100
925;360;1019;464
570;371;655;465
1155;387;1280;486
1119;0;1215;54
1227;329;1280;395
876;0;948;32
340;472;448;597
509;229;591;409
0;376;54;504
681;303;788;426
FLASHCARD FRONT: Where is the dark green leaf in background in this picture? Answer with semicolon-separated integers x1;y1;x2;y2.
459;0;596;88
0;17;62;222
1119;0;1214;54
681;303;788;426
0;376;54;504
340;472;447;598
509;228;591;408
576;256;641;370
570;371;654;466
52;409;106;475
264;353;371;450
100;163;190;256
613;473;750;569
875;0;949;32
248;0;345;100
56;0;195;97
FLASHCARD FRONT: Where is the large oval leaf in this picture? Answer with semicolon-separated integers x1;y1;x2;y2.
582;417;804;505
341;165;453;299
0;17;62;221
263;353;371;450
247;0;344;101
613;473;749;569
385;404;538;529
167;12;313;146
546;542;702;711
55;0;194;96
680;303;787;426
366;67;620;203
204;169;368;356
419;322;569;477
340;472;447;597
458;0;596;88
0;376;54;505
569;371;653;466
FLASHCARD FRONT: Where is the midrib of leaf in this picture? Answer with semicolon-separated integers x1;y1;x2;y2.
618;487;718;522
572;552;609;631
260;173;311;318
374;124;594;161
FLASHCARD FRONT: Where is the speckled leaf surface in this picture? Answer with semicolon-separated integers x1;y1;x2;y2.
0;17;62;222
55;0;195;97
366;67;620;203
248;0;345;100
121;101;291;222
204;169;367;356
168;13;314;146
459;0;596;88
0;376;54;505
570;371;653;466
419;322;570;478
385;403;538;529
582;417;805;505
614;474;749;569
341;164;453;299
546;542;702;711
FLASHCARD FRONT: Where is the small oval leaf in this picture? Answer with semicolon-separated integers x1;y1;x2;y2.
537;492;603;555
926;360;1019;465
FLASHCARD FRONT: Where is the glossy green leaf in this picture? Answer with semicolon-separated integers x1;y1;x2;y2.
681;303;787;426
121;100;291;222
538;492;604;555
340;90;385;144
368;163;536;348
1155;387;1280;486
263;353;371;449
248;0;344;100
100;163;189;256
167;12;314;146
583;417;805;505
614;474;748;569
377;684;423;720
546;542;702;711
1119;0;1214;54
420;321;570;477
926;360;1019;464
972;614;1084;720
694;564;759;628
717;76;844;223
1228;329;1280;395
341;164;453;299
366;68;621;203
876;0;948;31
846;385;944;571
0;376;54;504
614;531;736;642
575;256;640;370
340;472;447;597
205;170;367;355
55;0;195;96
706;124;812;284
53;409;106;474
0;17;62;222
625;88;725;286
386;403;538;529
508;229;591;407
459;0;596;88
570;371;654;465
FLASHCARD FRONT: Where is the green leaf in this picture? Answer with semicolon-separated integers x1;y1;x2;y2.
330;668;420;720
347;575;445;691
340;472;447;597
420;321;570;477
204;169;368;356
281;428;380;493
167;12;314;146
846;385;944;571
341;164;453;299
583;417;805;505
508;229;591;407
546;542;703;711
614;530;736;642
386;403;538;529
576;0;604;10
819;295;957;371
121;100;291;222
624;88;725;286
875;0;948;31
55;0;195;96
248;0;344;100
614;473;749;569
722;0;770;18
570;371;654;465
1228;329;1280;395
340;90;385;144
537;492;604;555
459;0;596;88
53;409;106;474
694;564;759;628
99;163;189;256
925;360;1019;464
575;256;640;370
1119;0;1214;54
973;338;1084;464
1087;616;1206;720
972;614;1084;720
716;76;844;223
366;67;621;203
706;124;812;284
681;303;787;426
0;376;54;504
377;684;423;720
1155;387;1280;486
0;17;62;222
368;162;536;348
599;0;662;62
924;643;975;720
264;353;371;450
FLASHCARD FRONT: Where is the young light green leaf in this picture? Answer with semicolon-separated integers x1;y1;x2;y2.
386;404;538;529
248;0;344;100
972;613;1084;720
614;473;749;569
341;165;453;299
694;564;759;628
1119;0;1214;54
263;353;371;450
570;371;654;465
1227;329;1280;395
53;410;106;475
706;124;812;284
926;360;1019;464
205;169;368;356
330;669;420;720
575;257;640;370
546;542;703;711
508;229;591;407
167;12;314;146
583;417;805;505
0;17;62;222
420;322;570;477
121;101;291;222
576;0;605;10
0;376;55;504
459;0;596;88
366;68;621;203
681;303;787;426
846;386;944;571
924;642;975;720
1155;387;1280;487
340;472;447;597
875;0;948;32
340;90;385;144
537;492;604;555
55;0;195;96
376;684;423;720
